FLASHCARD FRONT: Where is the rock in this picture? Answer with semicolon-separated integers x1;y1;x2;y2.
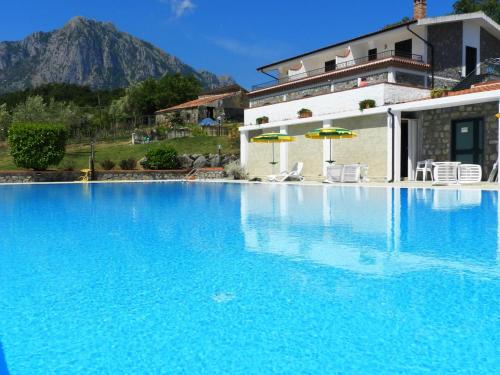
178;154;193;169
191;154;201;160
210;154;221;167
221;156;231;166
193;155;208;168
138;157;148;170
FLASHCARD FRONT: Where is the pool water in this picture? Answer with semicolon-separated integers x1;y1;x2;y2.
0;183;498;374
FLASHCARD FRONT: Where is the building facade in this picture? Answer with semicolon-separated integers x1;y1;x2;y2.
156;85;248;125
240;1;500;181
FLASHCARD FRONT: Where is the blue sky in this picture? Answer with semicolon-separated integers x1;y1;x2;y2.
0;0;457;89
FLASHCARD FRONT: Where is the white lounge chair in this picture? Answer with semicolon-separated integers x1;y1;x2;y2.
432;162;460;185
342;164;362;183
458;164;482;184
325;164;344;183
415;159;434;181
274;162;305;182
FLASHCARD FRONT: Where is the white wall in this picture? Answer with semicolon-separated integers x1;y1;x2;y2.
462;20;481;76
245;85;386;125
245;84;430;125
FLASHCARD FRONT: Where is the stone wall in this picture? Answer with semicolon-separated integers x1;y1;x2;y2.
395;72;426;88
250;94;283;108
480;27;500;62
0;171;81;184
287;84;331;101
428;21;463;82
95;170;189;181
0;169;228;184
420;101;498;176
333;79;358;92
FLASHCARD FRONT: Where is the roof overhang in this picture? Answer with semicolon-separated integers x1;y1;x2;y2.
417;11;500;39
256;20;418;72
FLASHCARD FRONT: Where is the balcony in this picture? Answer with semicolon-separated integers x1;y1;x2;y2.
251;50;427;93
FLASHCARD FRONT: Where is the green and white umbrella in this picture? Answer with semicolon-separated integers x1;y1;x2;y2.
305;127;357;164
251;133;295;173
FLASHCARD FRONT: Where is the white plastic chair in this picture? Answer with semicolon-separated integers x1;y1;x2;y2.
325;164;344;183
342;164;362;183
432;162;460;185
458;164;482;184
275;162;304;182
415;159;434;181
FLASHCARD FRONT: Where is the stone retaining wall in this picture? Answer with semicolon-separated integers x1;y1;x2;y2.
0;169;225;184
0;171;82;184
95;170;189;181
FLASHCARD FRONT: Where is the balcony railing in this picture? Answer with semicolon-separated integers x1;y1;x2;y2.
452;58;500;91
252;50;424;91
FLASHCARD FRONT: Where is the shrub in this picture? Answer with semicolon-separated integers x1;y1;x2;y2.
100;159;116;170
119;159;137;170
143;147;180;170
224;161;248;180
298;108;313;118
256;116;269;125
60;160;76;171
359;99;376;111
430;88;449;98
191;126;206;137
8;123;67;170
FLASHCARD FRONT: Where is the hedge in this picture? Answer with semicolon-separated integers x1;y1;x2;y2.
143;147;180;170
8;123;68;171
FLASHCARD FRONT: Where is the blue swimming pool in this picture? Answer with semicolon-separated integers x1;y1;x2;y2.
0;182;498;374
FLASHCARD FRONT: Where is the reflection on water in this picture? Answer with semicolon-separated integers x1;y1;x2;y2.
241;185;500;277
0;340;10;375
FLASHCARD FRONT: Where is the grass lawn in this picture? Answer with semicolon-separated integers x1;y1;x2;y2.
0;136;239;171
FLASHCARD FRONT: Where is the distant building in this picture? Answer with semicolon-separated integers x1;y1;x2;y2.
155;85;248;125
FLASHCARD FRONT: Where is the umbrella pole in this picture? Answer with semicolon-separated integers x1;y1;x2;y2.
330;139;333;164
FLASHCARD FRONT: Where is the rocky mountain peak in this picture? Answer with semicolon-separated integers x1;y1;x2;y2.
0;18;236;94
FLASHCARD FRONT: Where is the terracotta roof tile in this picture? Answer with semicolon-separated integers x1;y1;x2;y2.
446;81;500;97
156;93;233;113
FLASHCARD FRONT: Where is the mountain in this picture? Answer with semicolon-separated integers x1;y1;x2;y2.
0;16;236;94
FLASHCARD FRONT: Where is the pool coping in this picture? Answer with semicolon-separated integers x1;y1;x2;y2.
1;178;500;191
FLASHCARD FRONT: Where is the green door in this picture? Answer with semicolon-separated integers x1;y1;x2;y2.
452;119;483;165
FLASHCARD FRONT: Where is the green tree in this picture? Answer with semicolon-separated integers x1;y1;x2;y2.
12;96;49;124
118;73;201;118
8;123;68;170
453;0;500;23
0;103;12;141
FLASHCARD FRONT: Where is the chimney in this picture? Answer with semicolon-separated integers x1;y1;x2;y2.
413;0;427;20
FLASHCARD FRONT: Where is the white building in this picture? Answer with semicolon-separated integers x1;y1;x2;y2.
240;1;500;182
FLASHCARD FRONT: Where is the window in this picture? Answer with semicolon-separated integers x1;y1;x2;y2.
368;48;378;61
325;59;337;72
465;46;478;76
395;39;413;58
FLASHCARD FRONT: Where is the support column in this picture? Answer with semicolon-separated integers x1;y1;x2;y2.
388;68;396;83
323;120;333;177
387;111;402;182
240;130;249;168
498;100;500;185
280;125;288;173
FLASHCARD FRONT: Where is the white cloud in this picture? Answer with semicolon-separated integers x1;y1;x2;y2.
167;0;196;18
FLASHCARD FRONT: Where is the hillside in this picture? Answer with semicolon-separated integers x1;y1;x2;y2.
0;16;235;94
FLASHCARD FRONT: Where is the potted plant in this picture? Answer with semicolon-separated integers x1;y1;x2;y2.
430;88;449;99
359;99;376;111
256;116;269;125
298;108;313;118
